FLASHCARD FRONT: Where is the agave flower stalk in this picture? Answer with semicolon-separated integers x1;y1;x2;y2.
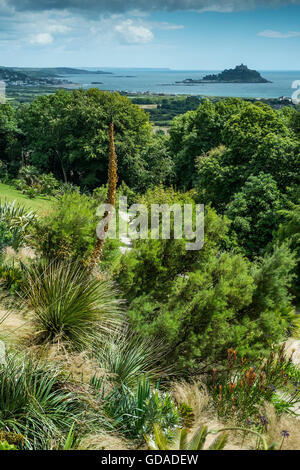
89;122;118;268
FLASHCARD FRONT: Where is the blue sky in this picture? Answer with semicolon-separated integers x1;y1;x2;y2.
1;1;300;69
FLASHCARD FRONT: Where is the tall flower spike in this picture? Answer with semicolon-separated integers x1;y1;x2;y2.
89;122;118;269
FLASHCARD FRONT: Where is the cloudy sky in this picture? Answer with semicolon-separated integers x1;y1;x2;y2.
1;0;300;69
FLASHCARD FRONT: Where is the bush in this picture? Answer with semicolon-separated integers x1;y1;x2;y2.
275;202;300;302
208;346;300;428
114;197;295;369
22;259;122;350
0;256;24;293
33;191;97;260
225;173;282;257
14;166;60;197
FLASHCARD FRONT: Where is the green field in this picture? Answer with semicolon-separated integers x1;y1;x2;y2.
0;183;56;214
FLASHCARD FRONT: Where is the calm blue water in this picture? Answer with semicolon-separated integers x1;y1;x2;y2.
62;68;300;99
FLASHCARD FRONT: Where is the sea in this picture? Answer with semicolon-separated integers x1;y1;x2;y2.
62;68;300;99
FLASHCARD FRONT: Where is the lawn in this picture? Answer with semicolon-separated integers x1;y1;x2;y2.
0;183;56;214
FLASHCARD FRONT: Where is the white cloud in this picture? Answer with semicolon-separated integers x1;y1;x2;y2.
114;19;154;44
48;24;70;33
258;29;300;38
29;32;53;44
152;21;184;30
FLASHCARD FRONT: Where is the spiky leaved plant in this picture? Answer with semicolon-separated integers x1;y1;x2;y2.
0;354;87;449
92;328;172;388
22;259;122;349
146;424;228;450
146;424;273;450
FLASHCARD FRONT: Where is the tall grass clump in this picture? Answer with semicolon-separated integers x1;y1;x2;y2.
0;354;87;449
90;330;178;439
22;259;122;349
93;329;172;388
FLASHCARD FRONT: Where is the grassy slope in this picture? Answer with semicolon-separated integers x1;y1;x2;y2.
0;183;55;214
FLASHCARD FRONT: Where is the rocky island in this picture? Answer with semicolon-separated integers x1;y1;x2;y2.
176;64;271;84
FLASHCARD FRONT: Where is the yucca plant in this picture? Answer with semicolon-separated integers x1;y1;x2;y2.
0;354;87;449
22;259;122;349
0;199;35;251
92;329;171;388
99;378;180;439
146;424;228;450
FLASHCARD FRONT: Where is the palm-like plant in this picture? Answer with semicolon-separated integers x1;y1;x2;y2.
146;424;273;451
22;259;122;349
146;424;228;450
96;378;179;439
0;354;86;449
92;329;171;388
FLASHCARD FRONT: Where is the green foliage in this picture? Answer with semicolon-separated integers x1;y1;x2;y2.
15;166;60;197
169;98;248;189
0;103;22;167
250;243;297;315
21;259;122;350
18;89;152;190
208;346;300;425
292;105;300;135
275;202;300;301
0;199;35;252
138;134;175;190
115;189;230;303
225;173;282;257
146;424;228;450
0;160;9;182
177;403;195;428
132;95;202;125
91;327;178;439
33;191;97;260
93;330;170;388
115;187;295;369
62;422;77;450
18;165;40;186
125;250;260;369
94;377;179;439
0;256;24;293
0;431;24;448
0;441;18;450
0;354;87;449
170;100;299;238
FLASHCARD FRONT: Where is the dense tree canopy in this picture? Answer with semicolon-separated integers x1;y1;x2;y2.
17;89;161;190
170;98;299;196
